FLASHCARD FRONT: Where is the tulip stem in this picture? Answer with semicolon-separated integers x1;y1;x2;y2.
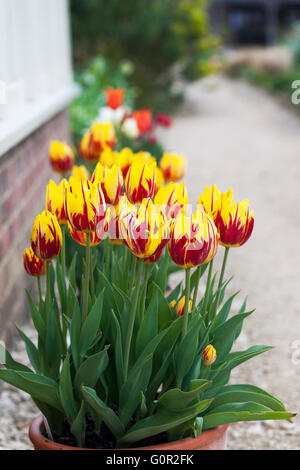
129;255;137;293
105;238;110;280
162;250;169;294
140;263;149;318
82;236;91;325
202;259;214;318
214;247;230;318
182;268;191;340
61;224;66;279
46;261;51;322
37;276;43;306
191;265;202;312
90;250;95;305
124;259;143;380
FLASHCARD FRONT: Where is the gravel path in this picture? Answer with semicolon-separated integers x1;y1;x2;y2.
160;76;300;449
1;76;299;450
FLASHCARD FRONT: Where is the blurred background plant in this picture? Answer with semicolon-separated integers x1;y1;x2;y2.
70;57;136;145
70;0;219;113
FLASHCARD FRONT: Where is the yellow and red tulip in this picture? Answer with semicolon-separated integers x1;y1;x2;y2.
217;188;254;247
45;179;68;225
125;159;156;204
115;147;135;178
154;182;188;219
80;122;116;162
170;296;192;317
105;88;125;110
168;208;218;268
68;223;103;247
159;152;187;182
203;345;217;366
92;163;123;205
100;147;118;168
31;211;62;261
198;184;222;225
23;247;47;277
49;141;74;174
154;167;164;195
107;195;131;245
120;198;169;259
64;177;107;233
132;109;152;133
72;165;90;182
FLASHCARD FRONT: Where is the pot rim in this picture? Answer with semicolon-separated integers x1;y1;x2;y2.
29;414;229;450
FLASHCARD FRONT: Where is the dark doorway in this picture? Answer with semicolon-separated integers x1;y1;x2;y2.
226;4;267;44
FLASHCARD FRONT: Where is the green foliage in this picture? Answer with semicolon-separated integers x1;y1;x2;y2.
0;250;294;448
70;0;219;111
70;57;135;145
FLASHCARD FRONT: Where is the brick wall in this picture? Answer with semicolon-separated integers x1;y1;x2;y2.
0;110;71;348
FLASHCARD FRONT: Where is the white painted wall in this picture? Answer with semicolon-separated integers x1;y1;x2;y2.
0;0;78;155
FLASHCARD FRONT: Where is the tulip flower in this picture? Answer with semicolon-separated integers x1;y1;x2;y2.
155;113;173;128
168;208;218;269
31;211;62;261
154;182;188;219
143;210;170;264
68;223;103;247
49;141;74;174
64;177;107;233
159;152;187;182
105;88;125;110
120;198;169;259
203;345;217;366
125;159;156;204
23;247;46;277
170;296;192;317
45;179;68;225
134;151;156;166
132;109;152;133
107;195;131;245
116;147;135;178
72;165;90;182
197;184;222;226
100;147;119;169
80;122;116;162
154;167;164;194
92;163;123;206
217;188;254;248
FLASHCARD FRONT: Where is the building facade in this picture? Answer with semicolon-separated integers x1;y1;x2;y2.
210;0;300;44
0;0;78;347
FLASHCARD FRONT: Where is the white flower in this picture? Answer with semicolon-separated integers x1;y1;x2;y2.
122;117;139;139
97;106;128;125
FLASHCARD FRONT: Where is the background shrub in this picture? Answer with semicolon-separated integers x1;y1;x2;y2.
70;0;218;110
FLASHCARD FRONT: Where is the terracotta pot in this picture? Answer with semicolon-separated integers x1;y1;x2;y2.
29;415;229;451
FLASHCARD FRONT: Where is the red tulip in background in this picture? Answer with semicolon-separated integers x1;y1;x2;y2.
155;112;173;128
105;88;125;110
132;109;152;133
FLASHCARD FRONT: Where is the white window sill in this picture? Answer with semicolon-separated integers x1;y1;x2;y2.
0;83;80;157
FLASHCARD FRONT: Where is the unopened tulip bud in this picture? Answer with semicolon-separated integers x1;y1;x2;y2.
49;141;74;174
174;296;192;317
159;152;187;182
31;211;62;261
23;247;46;277
203;345;216;366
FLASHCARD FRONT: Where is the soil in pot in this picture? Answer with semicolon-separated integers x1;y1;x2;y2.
46;413;168;449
